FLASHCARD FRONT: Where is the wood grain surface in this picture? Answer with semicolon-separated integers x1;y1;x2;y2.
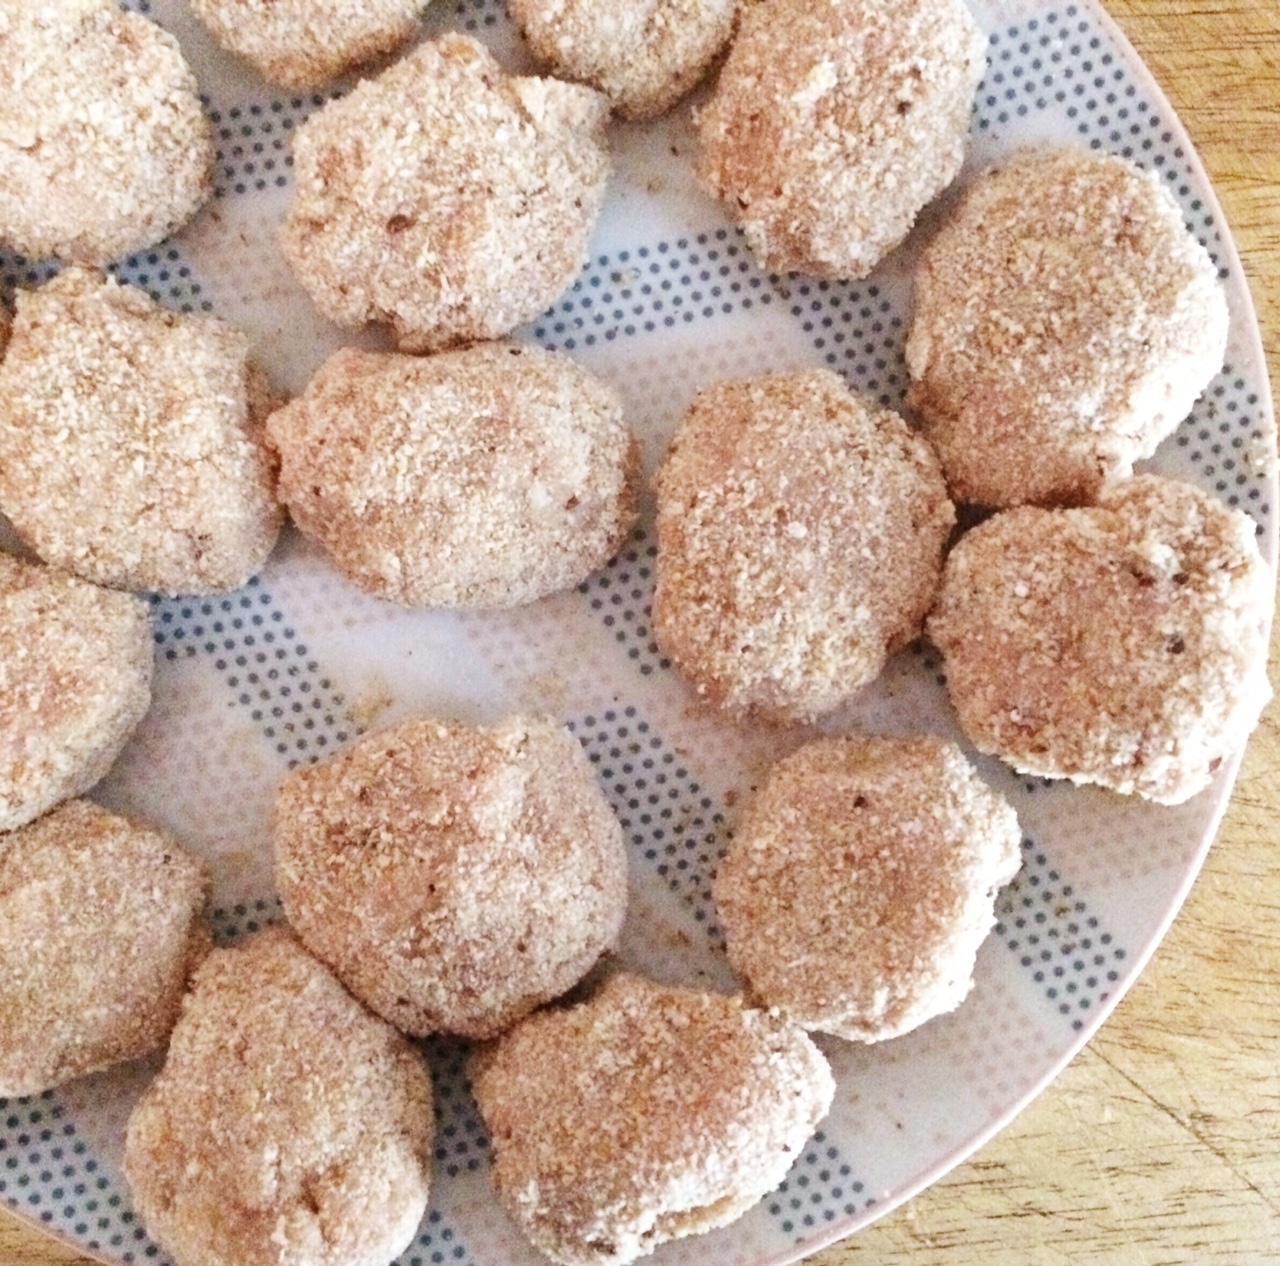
3;2;1277;1264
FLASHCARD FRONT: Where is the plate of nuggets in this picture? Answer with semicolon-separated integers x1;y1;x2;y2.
0;1;1274;1265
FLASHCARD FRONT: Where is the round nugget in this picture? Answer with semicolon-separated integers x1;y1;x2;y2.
188;0;430;90
472;972;834;1266
714;736;1022;1043
906;148;1231;508
266;343;638;607
696;0;986;278
928;476;1273;804
653;368;955;724
0;0;213;265
279;33;610;353
0;554;152;832
275;714;628;1039
124;927;434;1266
0;268;283;596
508;0;737;121
0;800;210;1097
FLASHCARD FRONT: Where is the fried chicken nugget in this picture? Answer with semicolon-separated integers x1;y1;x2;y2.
0;800;210;1097
928;476;1272;803
125;927;434;1266
0;554;152;832
471;972;834;1266
0;0;213;265
275;714;628;1039
714;735;1022;1042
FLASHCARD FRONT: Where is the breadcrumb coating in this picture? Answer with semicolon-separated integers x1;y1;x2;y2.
0;554;152;832
714;736;1022;1042
508;0;738;121
652;368;955;724
697;0;986;278
279;33;611;352
188;0;431;90
0;800;210;1097
471;972;835;1266
266;343;638;607
928;476;1273;804
275;714;628;1039
124;927;434;1266
0;267;283;596
0;0;214;265
906;147;1231;507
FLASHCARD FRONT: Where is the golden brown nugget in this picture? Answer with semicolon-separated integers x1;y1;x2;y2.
0;554;152;832
714;736;1022;1042
266;343;638;607
928;476;1272;804
508;0;737;121
0;800;210;1097
697;0;986;278
0;0;213;265
653;369;955;724
275;714;628;1040
0;268;282;596
906;147;1230;508
189;0;431;90
471;972;835;1266
279;33;610;353
125;927;434;1266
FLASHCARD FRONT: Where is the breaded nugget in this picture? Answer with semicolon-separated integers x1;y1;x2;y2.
928;476;1272;804
714;736;1022;1043
266;343;638;607
0;554;152;832
0;304;9;359
0;0;213;265
188;0;430;90
652;369;955;724
0;800;210;1097
124;927;434;1266
470;972;835;1266
275;714;628;1039
697;0;986;278
0;268;282;596
906;148;1231;508
508;0;737;121
279;34;610;352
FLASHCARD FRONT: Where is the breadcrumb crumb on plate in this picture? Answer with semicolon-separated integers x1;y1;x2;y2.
275;714;629;1039
508;0;738;121
278;33;611;352
0;0;214;266
0;799;210;1098
906;147;1230;508
696;0;986;278
0;554;152;833
187;0;432;90
0;267;283;597
653;368;955;724
470;971;835;1266
124;926;434;1266
714;735;1022;1042
266;342;639;608
928;475;1273;804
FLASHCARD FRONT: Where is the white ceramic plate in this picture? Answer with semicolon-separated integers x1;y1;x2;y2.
1;2;1274;1264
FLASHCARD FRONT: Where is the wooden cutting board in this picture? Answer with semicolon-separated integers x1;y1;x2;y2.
2;2;1277;1263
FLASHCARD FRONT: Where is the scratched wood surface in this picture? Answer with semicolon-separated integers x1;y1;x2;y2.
3;2;1277;1264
